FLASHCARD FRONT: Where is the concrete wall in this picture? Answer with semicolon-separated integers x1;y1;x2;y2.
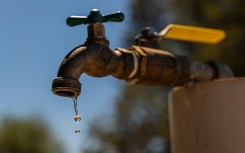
169;78;245;153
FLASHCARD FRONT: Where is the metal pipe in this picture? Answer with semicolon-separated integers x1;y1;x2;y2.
190;61;234;82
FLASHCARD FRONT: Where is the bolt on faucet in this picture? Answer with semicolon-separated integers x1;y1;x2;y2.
52;9;233;98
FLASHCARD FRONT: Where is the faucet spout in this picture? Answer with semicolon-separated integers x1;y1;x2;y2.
52;42;134;97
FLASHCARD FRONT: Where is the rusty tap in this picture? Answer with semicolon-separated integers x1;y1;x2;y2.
52;9;233;98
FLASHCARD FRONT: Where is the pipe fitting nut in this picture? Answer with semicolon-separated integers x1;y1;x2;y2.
52;77;81;98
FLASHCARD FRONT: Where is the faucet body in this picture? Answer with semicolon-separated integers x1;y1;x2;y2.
52;41;191;97
52;15;233;98
52;41;233;98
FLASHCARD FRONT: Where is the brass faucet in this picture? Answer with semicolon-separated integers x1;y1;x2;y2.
52;9;233;98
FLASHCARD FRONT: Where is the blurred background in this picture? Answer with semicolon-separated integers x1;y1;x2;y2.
0;0;244;153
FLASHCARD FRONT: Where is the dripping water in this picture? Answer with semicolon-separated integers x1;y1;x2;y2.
71;97;81;134
72;97;78;115
75;129;80;133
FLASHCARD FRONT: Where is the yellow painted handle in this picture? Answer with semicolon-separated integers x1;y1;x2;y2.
159;24;226;44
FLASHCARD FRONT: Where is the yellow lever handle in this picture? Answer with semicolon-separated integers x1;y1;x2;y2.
159;24;226;44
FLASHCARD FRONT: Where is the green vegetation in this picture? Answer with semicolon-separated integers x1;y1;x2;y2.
0;117;64;153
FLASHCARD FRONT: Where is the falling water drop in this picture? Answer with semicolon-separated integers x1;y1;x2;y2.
74;114;81;123
71;97;81;134
75;129;80;133
71;97;79;115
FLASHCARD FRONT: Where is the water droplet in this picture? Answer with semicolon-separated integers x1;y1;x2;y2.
74;114;81;123
71;97;79;115
71;97;82;134
75;129;80;133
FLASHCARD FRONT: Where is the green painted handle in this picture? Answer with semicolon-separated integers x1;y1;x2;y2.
66;16;88;26
103;11;125;22
66;9;125;27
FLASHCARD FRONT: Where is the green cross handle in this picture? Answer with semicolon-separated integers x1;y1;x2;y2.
66;9;125;27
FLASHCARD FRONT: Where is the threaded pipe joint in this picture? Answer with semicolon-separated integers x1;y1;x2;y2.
52;77;81;98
